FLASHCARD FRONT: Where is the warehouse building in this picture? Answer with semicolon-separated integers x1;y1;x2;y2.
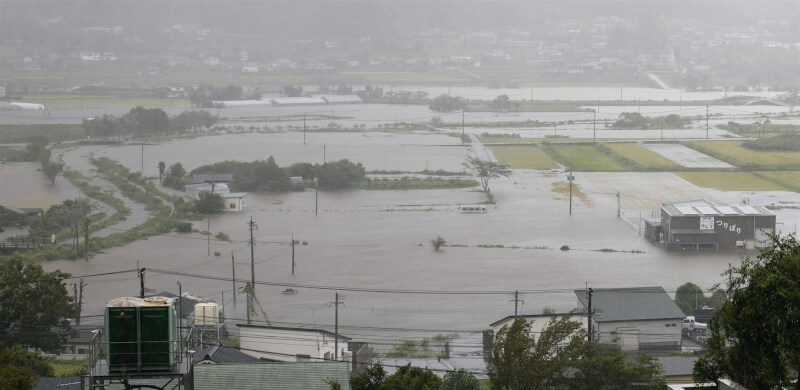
645;200;776;251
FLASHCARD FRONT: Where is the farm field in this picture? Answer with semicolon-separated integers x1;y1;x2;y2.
602;142;680;169
689;141;800;169
753;171;800;192
641;143;734;168
543;144;625;171
490;145;560;169
677;172;786;191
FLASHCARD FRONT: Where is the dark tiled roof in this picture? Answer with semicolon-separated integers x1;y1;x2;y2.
575;287;685;322
193;342;260;364
154;291;199;318
34;377;82;390
656;355;699;377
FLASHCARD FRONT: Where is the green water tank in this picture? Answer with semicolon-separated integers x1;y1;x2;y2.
105;297;178;372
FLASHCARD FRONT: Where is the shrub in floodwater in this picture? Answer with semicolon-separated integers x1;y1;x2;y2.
432;236;446;251
175;222;193;233
560;245;570;251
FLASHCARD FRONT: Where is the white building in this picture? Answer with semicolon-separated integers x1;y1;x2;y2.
238;324;351;363
222;192;246;212
185;183;230;200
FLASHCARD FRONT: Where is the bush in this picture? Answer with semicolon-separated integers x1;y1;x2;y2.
175;222;193;233
560;245;570;251
432;236;446;251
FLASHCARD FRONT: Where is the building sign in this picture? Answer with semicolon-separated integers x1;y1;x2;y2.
700;216;714;230
717;220;742;235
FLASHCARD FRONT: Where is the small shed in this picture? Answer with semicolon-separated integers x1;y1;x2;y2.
222;192;246;211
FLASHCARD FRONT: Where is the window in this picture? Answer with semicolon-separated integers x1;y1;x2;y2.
229;203;236;209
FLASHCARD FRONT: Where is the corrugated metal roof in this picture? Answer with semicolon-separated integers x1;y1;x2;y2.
193;362;350;390
574;287;685;322
656;355;698;377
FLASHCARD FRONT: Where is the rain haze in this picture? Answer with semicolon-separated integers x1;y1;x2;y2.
0;0;799;382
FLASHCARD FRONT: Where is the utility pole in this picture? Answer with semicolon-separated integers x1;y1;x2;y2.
207;218;210;256
83;218;89;261
330;293;344;361
616;192;621;217
141;146;144;173
323;145;326;164
510;290;523;318
231;251;237;307
291;234;295;275
139;267;146;299
567;170;575;215
248;217;257;324
303;115;306;145
661;125;663;141
462;110;465;136
706;105;709;140
587;287;594;342
73;279;86;325
593;111;596;142
314;177;319;215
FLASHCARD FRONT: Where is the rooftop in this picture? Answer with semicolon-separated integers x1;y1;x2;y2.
574;287;685;322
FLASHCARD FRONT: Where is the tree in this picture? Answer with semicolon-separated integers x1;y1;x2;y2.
675;282;704;315
431;236;446;251
382;363;441;390
694;234;800;389
42;161;63;184
194;191;224;214
122;106;169;137
157;161;166;184
0;344;55;390
429;94;465;112
491;94;511;111
488;314;587;389
570;346;664;389
463;156;511;193
350;362;387;390
282;85;304;97
442;369;479;390
0;258;74;353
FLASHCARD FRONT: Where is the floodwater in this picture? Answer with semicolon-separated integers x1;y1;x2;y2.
3;99;798;344
31;132;800;342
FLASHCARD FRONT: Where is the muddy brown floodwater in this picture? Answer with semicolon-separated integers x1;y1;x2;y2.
30;131;799;346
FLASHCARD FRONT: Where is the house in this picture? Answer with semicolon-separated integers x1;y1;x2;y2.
237;324;351;363
656;355;698;384
192;341;260;365
193;361;351;390
34;377;81;390
222;192;247;212
193;173;233;184
646;200;776;251
575;287;685;351
489;313;588;337
185;183;230;200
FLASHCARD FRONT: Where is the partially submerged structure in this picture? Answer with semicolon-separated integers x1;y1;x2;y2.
644;200;776;251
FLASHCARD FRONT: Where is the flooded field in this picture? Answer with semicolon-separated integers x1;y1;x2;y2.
3;98;798;344
22;133;794;341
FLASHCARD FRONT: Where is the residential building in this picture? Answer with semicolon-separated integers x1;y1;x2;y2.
222;192;246;212
575;287;685;351
237;324;351;363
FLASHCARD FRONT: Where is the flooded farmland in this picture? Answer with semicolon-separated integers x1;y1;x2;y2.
20;129;796;340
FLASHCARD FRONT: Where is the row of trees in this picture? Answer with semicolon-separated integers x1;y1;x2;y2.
82;107;217;138
192;157;367;192
611;112;691;129
350;363;478;390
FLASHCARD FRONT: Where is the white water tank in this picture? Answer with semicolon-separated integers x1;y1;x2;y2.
194;302;219;326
